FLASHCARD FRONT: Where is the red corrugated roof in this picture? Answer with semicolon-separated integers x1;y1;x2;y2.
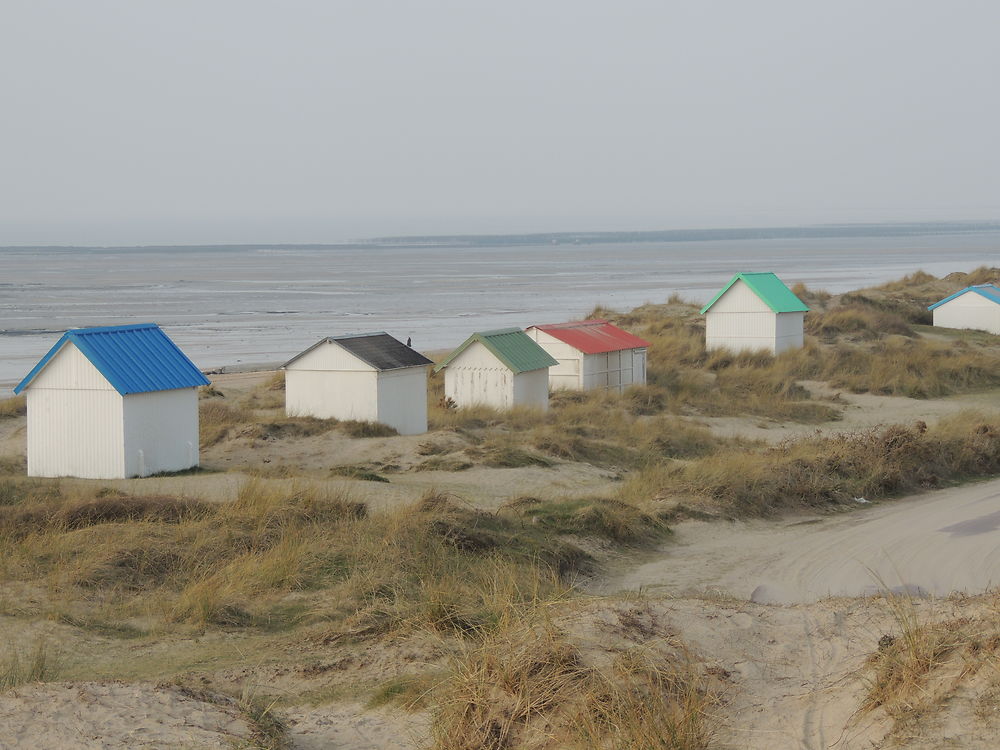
529;320;650;355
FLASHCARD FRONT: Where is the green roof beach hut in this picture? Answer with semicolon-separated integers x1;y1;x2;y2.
434;328;557;410
700;272;808;354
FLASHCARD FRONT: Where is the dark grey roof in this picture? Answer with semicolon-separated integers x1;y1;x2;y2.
284;332;432;371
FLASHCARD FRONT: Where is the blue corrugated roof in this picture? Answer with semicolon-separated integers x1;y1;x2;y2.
14;323;210;395
928;285;1000;311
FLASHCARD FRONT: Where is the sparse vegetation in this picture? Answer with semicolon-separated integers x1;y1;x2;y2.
638;414;1000;515
0;395;26;419
0;639;58;691
431;608;711;750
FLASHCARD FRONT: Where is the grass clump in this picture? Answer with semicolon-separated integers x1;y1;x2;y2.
368;673;441;710
0;639;58;691
0;395;26;419
199;401;254;446
860;588;1000;727
329;465;390;483
339;420;398;438
500;497;668;543
431;614;710;750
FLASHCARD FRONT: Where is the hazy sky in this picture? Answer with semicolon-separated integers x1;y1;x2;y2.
2;1;998;244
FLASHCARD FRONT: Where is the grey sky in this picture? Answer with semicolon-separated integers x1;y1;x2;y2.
2;0;998;244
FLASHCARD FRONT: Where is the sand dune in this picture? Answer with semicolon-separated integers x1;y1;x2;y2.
596;478;1000;603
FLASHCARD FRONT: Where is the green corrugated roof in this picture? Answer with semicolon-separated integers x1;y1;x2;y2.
699;272;809;314
434;327;558;374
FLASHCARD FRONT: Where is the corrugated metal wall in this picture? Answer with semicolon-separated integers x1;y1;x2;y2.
933;293;1000;335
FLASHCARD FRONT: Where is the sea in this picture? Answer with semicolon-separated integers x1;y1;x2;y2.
2;222;999;388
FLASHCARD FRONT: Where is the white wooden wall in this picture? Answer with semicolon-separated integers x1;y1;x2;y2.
24;343;125;479
512;368;550;411
703;279;807;354
527;329;583;389
123;388;200;477
376;367;428;435
774;312;805;354
443;341;515;409
286;370;378;421
933;292;1000;335
443;341;550;410
285;341;379;421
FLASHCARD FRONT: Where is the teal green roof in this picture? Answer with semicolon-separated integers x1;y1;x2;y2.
434;328;558;374
700;272;809;314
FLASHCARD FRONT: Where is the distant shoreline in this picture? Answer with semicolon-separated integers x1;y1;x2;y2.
2;219;1000;252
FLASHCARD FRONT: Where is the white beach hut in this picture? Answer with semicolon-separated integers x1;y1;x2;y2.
928;285;1000;335
283;332;433;435
700;272;809;354
13;323;210;479
525;320;651;392
434;328;557;411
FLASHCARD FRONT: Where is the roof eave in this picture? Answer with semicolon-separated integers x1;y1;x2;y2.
13;335;71;394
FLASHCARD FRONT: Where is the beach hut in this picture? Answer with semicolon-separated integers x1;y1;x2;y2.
283;332;433;435
928;285;1000;335
700;272;808;354
13;323;210;479
525;320;651;392
434;328;557;411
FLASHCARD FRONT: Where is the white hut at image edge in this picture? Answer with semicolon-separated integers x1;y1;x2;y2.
928;284;1000;335
700;272;809;354
434;328;557;411
526;320;651;392
283;332;433;435
13;323;210;479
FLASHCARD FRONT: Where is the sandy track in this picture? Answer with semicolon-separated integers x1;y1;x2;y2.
0;682;252;749
595;478;1000;603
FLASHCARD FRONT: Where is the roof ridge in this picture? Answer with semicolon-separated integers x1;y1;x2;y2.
69;323;158;336
329;331;391;341
535;319;607;329
479;327;523;336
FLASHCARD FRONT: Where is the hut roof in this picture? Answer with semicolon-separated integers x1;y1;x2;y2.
528;320;650;354
434;328;558;374
15;323;210;396
283;332;433;371
700;272;809;314
927;284;1000;311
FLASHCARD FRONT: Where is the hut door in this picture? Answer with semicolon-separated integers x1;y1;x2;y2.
634;350;646;385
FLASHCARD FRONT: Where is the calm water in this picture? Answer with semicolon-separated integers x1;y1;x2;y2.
2;229;999;388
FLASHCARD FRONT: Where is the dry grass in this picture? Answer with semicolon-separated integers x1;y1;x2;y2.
431;611;711;750
860;590;1000;723
0;395;26;419
631;414;1000;515
0;482;664;639
0;639;58;691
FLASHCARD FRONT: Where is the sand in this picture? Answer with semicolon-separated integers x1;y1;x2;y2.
0;682;252;749
594;478;1000;603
